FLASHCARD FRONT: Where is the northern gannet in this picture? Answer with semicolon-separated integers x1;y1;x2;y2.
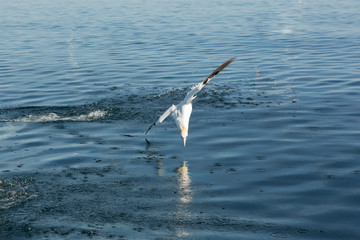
145;57;235;146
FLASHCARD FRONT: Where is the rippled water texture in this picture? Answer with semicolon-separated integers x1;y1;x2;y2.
1;0;360;239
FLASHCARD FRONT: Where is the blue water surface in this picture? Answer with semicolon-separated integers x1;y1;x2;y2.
1;0;360;239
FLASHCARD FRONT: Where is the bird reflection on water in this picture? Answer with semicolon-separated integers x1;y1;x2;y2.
143;143;194;237
174;161;193;238
177;161;192;204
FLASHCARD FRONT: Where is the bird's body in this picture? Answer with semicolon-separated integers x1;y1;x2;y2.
173;102;192;146
146;57;235;146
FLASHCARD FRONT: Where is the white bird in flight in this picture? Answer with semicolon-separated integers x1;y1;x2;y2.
145;57;235;146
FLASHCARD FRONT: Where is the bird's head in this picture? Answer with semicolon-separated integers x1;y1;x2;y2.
180;126;188;147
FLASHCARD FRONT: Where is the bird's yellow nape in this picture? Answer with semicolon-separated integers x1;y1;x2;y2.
180;126;188;147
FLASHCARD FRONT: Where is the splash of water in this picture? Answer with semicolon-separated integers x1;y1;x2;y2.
14;110;107;122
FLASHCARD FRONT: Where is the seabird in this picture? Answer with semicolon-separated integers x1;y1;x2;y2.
145;57;235;146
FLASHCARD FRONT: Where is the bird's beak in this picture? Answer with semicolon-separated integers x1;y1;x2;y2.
183;138;187;147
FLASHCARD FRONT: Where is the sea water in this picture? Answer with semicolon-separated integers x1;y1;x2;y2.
1;0;360;239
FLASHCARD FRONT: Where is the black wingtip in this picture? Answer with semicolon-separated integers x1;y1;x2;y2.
203;57;236;84
145;123;156;134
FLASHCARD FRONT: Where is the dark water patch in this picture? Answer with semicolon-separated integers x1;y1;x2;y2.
0;176;37;211
0;167;343;240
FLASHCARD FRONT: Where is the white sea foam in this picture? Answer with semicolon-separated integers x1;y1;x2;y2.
75;110;107;121
15;110;107;122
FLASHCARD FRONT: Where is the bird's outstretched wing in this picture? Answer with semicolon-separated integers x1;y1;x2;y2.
183;57;235;104
203;57;236;85
145;105;176;134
